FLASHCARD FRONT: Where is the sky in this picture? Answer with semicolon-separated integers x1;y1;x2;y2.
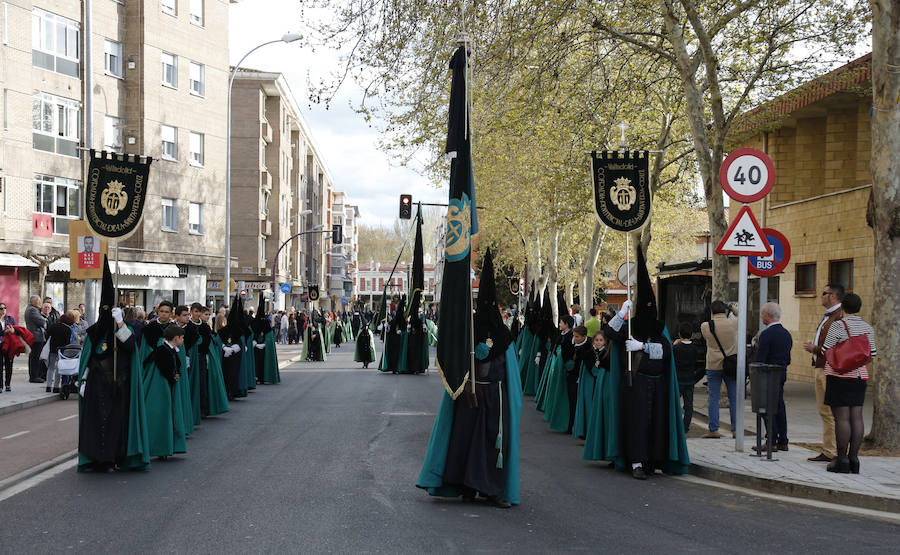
228;0;448;228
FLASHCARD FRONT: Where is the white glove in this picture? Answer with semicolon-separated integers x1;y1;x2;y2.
111;307;124;324
223;346;232;358
618;300;633;319
252;340;258;348
255;343;265;350
535;356;540;364
184;357;190;368
625;338;645;352
231;344;241;353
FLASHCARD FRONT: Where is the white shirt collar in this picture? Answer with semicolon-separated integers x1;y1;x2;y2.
825;303;842;315
164;340;180;352
767;321;783;327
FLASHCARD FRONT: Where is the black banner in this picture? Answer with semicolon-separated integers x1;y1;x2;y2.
86;150;152;239
308;285;320;301
590;151;650;232
508;277;521;295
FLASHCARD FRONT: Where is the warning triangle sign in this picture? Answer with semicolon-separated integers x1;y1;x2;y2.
716;205;773;256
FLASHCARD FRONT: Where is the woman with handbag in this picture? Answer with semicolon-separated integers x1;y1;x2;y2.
821;293;876;474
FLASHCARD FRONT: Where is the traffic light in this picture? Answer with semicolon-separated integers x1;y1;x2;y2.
332;224;343;244
399;194;412;219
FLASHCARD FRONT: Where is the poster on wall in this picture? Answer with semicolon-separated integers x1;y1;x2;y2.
68;220;109;281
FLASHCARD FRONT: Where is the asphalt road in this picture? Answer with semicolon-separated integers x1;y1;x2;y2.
0;345;896;554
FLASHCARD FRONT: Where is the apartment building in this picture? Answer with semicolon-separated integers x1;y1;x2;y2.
0;0;232;320
357;262;437;310
228;69;352;313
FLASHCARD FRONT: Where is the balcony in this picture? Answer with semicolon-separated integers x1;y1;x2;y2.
261;120;273;143
261;220;272;236
260;170;271;192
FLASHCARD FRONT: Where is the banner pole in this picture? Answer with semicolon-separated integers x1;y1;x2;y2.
626;232;632;382
113;239;119;382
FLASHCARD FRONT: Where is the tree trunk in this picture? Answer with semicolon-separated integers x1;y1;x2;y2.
867;0;900;449
581;223;607;310
547;229;560;323
565;282;575;310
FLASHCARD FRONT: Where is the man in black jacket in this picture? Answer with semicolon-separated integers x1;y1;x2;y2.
24;296;46;383
754;302;793;451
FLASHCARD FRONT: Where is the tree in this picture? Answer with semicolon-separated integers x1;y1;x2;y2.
24;251;63;300
866;0;900;449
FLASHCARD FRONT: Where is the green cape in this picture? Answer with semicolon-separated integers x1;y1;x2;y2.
140;337;188;457
301;324;327;361
259;330;280;384
206;335;231;415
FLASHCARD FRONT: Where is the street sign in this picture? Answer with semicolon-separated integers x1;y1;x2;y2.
716;205;772;256
280;283;292;294
617;261;637;286
749;228;791;277
719;147;776;203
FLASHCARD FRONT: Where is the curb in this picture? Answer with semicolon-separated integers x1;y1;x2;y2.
688;462;900;514
0;449;78;494
278;353;306;369
0;393;60;417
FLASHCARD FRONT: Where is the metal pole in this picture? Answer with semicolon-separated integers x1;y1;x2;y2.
83;0;96;324
113;240;119;381
736;253;749;452
626;232;632;380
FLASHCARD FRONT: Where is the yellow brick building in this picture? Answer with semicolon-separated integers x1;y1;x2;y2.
730;54;874;382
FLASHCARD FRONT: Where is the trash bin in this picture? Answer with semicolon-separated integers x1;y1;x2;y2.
750;363;783;415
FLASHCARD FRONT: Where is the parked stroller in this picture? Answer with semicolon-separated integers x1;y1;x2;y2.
57;343;82;400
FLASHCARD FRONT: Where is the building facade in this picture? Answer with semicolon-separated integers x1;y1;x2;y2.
0;0;233;321
357;263;437;310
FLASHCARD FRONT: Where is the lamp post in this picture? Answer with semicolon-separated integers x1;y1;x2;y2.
225;33;301;306
272;223;328;306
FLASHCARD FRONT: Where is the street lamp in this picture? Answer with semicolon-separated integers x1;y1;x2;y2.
225;32;302;306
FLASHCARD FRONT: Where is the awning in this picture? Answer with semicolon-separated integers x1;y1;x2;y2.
49;258;70;272
0;253;38;268
116;261;180;277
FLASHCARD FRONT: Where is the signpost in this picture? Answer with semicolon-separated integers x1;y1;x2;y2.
716;148;776;453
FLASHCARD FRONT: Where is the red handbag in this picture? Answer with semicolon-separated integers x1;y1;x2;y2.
824;320;871;374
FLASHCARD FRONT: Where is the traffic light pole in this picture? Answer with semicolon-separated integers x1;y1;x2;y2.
270;228;337;309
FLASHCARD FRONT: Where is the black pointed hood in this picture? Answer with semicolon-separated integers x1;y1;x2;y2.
391;295;406;330
252;294;270;334
474;249;510;359
538;288;553;340
218;291;243;343
87;255;115;345
631;244;664;341
557;289;567;322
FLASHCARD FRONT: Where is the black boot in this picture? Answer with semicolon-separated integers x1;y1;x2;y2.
826;457;851;473
849;456;860;474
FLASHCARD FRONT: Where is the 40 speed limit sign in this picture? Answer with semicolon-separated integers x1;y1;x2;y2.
719;147;776;203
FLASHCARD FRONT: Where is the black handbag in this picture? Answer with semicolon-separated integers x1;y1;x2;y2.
709;320;738;378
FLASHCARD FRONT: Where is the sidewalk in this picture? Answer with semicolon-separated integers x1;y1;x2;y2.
687;378;900;513
0;360;58;416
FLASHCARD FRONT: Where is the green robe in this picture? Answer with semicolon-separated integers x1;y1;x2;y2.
426;319;438;347
533;342;553;411
301;325;327;361
542;353;573;432
186;339;202;427
77;330;151;471
141;341;188;457
257;330;280;384
206;335;231;415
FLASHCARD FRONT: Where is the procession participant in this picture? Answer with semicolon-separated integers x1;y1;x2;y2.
519;285;541;396
353;313;377;369
533;289;556;406
333;314;344;347
199;305;229;416
236;297;255;396
78;257;150;472
302;319;326;361
351;309;362;339
251;296;280;384
576;330;611;443
541;315;575;432
175;305;200;429
143;325;187;459
379;295;407;373
141;302;189;438
417;249;521;508
217;293;244;399
567;325;591;434
606;246;689;479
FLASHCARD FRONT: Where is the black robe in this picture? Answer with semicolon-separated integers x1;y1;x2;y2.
194;321;212;417
384;319;404;371
405;317;427;374
608;323;673;467
307;326;324;361
442;353;511;498
79;331;136;467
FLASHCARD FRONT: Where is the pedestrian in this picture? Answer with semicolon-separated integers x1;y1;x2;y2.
802;283;844;463
71;308;88;344
280;311;289;344
44;311;76;393
584;307;602;339
288;313;298;344
572;305;583;327
0;302;18;392
125;307;147;344
821;293;876;474
272;311;282;342
753;303;793;452
673;322;700;433
215;306;227;332
700;300;739;439
25;295;47;383
43;297;59;326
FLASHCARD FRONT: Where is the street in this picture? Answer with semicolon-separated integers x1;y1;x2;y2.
0;345;896;553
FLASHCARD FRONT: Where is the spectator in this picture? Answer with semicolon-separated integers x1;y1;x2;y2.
584;307;602;339
25;295;47;383
215;306;227;332
700;300;739;439
280;311;289;344
1;303;17;392
821;293;876;474
71;308;88;344
802;283;844;463
288;313;299;344
125;307;147;344
753;303;793;452
572;305;583;327
44;311;76;393
673;322;700;433
43;297;60;326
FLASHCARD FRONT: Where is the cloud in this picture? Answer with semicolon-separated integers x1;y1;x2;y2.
228;1;445;227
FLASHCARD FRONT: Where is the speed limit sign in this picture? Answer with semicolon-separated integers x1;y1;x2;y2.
719;148;776;203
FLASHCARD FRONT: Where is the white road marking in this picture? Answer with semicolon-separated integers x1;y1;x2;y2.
0;458;75;504
57;414;78;422
1;431;30;440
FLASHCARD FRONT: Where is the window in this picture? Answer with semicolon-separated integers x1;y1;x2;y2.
161;52;177;88
104;115;123;152
104;39;123;77
189;132;203;166
32;92;80;157
161;0;176;16
31;8;80;77
260;236;266;259
189;0;203;25
828;259;853;292
281;194;289;222
189;62;204;96
161;125;177;160
162;197;177;231
189;202;203;234
34;174;81;234
2;2;8;46
795;263;817;294
2;88;7;130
